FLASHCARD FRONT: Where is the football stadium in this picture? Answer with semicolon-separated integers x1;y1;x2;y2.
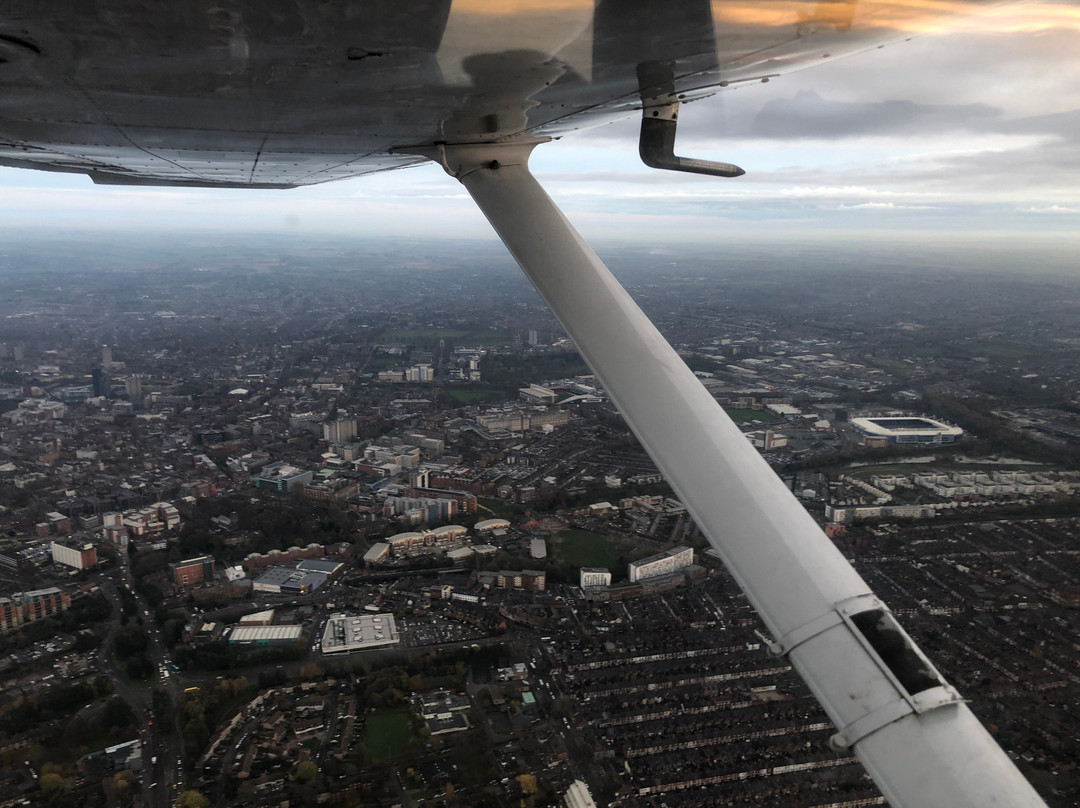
850;416;963;445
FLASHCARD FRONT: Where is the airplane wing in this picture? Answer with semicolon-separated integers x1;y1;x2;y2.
1;0;986;187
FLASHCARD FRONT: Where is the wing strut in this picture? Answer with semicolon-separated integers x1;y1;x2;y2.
427;140;1047;808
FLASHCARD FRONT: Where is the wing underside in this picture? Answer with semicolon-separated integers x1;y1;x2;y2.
0;0;982;188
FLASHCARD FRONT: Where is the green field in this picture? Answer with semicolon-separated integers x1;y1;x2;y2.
365;353;401;371
555;529;623;568
445;389;505;404
723;407;781;425
364;709;414;761
477;497;517;518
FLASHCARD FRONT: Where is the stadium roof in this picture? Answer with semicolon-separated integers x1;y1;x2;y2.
296;558;343;574
851;416;963;439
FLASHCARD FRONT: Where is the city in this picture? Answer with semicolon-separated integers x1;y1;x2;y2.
0;232;1078;808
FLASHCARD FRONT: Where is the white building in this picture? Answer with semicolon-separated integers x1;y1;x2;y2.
746;430;787;450
519;384;557;404
321;612;400;654
323;417;358;445
851;415;963;445
405;364;434;382
580;567;611;588
447;546;475;563
628;546;694;583
227;625;302;646
362;542;390;565
565;780;598;808
51;539;96;570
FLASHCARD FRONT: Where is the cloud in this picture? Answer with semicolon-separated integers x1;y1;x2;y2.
2;2;1080;244
749;92;1002;139
1020;205;1080;214
838;202;938;210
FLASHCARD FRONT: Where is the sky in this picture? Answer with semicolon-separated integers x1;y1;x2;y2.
2;0;1079;252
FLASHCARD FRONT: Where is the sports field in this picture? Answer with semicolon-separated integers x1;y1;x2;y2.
723;407;781;424
364;709;413;761
555;529;623;568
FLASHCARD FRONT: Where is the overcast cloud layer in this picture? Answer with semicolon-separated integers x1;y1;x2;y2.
2;2;1079;251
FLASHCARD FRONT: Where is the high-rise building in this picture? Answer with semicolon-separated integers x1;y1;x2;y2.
21;587;69;622
323;417;357;445
0;598;23;632
628;546;694;583
125;375;143;399
101;344;113;366
171;555;215;587
91;366;108;398
51;539;97;570
405;364;434;382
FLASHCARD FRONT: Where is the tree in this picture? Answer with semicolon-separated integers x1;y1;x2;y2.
112;770;134;792
295;760;318;783
518;773;538;796
299;662;324;680
102;696;134;729
125;652;155;680
113;625;149;658
176;790;210;808
40;773;65;794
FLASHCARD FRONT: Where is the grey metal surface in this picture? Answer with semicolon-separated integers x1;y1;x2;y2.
0;0;991;187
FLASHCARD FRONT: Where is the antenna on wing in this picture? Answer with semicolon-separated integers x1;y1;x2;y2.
637;61;745;178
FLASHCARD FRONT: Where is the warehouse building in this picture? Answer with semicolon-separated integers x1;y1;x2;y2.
227;625;303;646
252;566;327;595
321;612;400;654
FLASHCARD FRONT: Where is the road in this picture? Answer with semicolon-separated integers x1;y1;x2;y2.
101;555;187;808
